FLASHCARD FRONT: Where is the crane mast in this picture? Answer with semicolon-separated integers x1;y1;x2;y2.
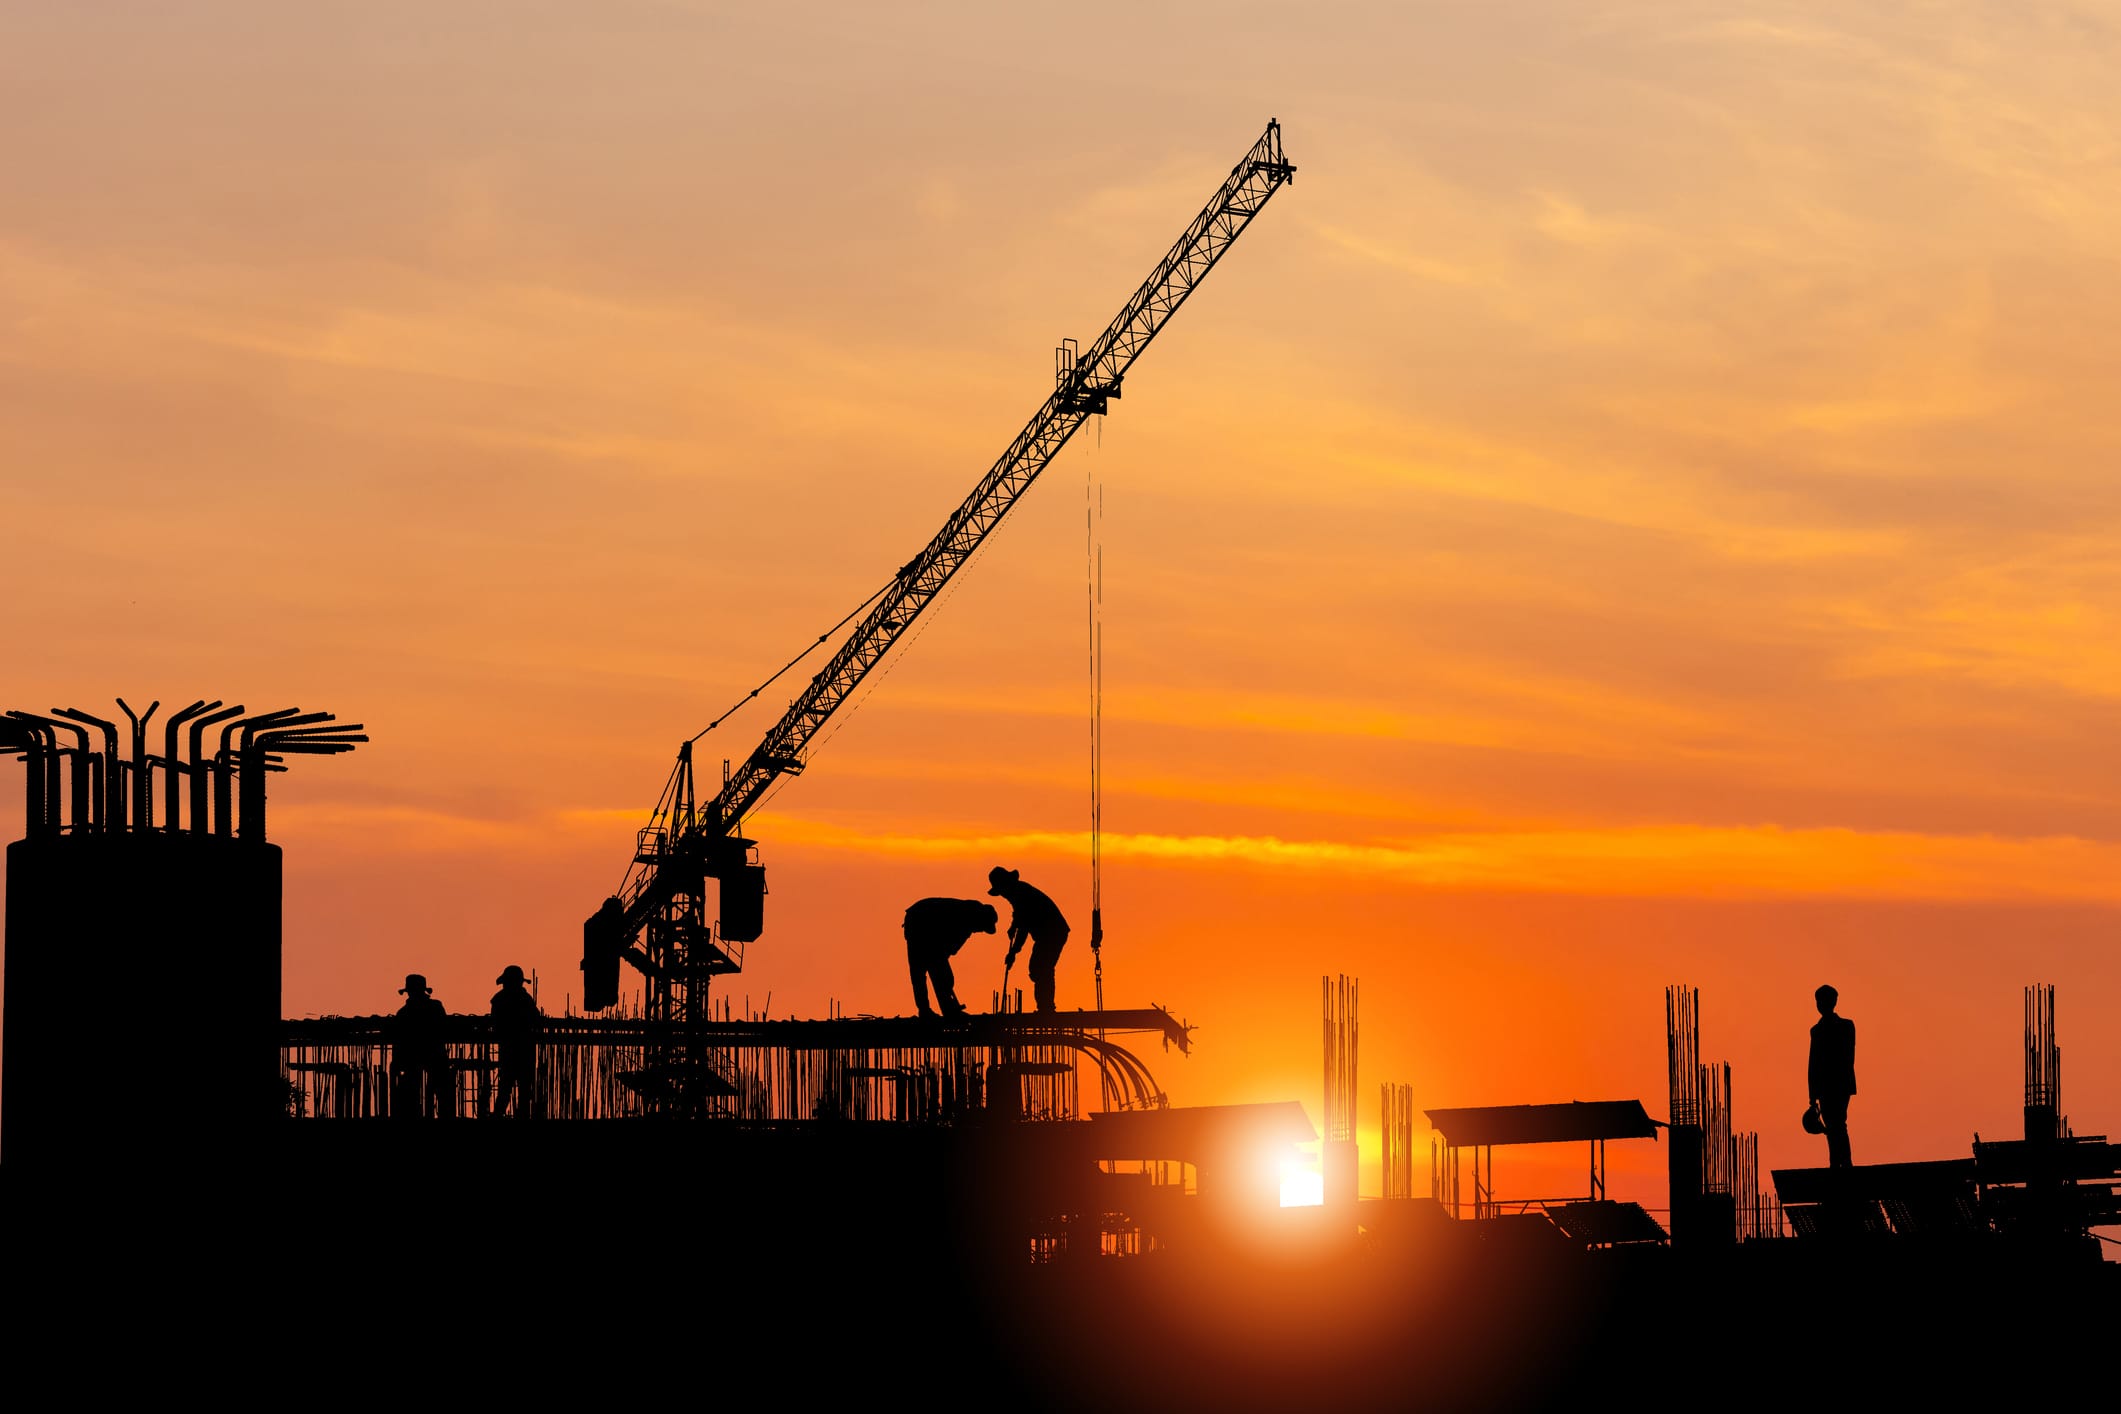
584;122;1294;1092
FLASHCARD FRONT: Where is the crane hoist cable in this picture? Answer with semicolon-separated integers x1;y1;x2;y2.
1088;447;1104;1015
580;119;1296;1017
687;579;897;748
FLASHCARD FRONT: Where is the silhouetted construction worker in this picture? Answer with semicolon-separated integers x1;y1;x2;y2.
1807;984;1856;1169
390;974;452;1119
488;964;540;1118
988;866;1070;1013
902;897;997;1019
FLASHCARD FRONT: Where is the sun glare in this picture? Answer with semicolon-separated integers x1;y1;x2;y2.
1279;1156;1324;1207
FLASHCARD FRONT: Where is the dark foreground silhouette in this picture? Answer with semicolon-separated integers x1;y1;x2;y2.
3;1124;2110;1407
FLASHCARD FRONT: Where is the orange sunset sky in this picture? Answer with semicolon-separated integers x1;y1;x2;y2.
5;4;2120;1202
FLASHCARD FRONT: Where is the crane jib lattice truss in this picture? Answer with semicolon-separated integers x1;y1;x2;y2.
584;121;1295;1030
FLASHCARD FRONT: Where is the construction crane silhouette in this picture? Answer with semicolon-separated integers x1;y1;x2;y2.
582;121;1295;1101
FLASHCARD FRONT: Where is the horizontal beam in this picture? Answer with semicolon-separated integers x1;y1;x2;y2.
283;1006;1193;1055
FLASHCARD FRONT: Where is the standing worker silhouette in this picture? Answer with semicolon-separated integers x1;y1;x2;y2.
488;964;541;1118
390;974;452;1119
1807;984;1857;1169
988;866;1071;1012
901;898;998;1019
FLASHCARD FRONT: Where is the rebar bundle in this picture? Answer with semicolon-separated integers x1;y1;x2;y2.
1667;983;1784;1239
2025;983;2060;1113
1381;1081;1416;1200
2;697;363;840
1323;975;1358;1145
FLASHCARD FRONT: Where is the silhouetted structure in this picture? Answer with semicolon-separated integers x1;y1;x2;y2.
1;697;361;1173
1063;1102;1316;1252
900;896;996;1018
577;121;1296;1098
1973;985;2121;1252
1381;1082;1416;1201
1775;983;2119;1256
1666;985;1782;1246
25;115;2121;1401
1323;974;1358;1209
285;1005;1192;1123
1428;1100;1666;1247
1968;983;2121;1246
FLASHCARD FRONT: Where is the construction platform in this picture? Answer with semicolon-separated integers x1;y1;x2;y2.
283;1006;1194;1122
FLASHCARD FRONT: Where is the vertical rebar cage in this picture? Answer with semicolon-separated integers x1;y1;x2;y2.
1323;974;1358;1207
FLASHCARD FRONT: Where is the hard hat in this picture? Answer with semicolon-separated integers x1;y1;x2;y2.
496;964;528;986
1802;1105;1825;1135
987;866;1018;895
399;973;431;995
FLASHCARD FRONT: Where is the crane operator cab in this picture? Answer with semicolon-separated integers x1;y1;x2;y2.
581;837;766;1011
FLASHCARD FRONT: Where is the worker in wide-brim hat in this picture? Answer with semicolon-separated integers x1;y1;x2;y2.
987;866;1071;1013
488;963;541;1119
389;971;451;1119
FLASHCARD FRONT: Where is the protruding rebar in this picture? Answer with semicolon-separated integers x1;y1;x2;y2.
54;706;121;831
6;696;362;845
188;703;244;835
116;698;159;829
162;700;214;832
242;719;366;840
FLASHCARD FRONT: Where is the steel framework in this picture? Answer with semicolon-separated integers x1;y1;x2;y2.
282;1007;1189;1122
581;122;1296;1104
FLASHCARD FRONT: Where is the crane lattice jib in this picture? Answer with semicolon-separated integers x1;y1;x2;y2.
615;121;1293;935
720;122;1292;828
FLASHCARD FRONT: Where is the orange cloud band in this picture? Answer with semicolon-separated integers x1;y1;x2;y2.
762;817;2121;903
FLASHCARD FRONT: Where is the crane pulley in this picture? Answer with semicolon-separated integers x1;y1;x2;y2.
583;121;1296;1046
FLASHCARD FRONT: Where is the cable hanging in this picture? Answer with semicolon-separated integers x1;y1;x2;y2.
688;578;896;745
1088;439;1105;1015
614;575;893;893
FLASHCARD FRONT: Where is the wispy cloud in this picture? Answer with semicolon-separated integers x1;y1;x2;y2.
765;818;2121;903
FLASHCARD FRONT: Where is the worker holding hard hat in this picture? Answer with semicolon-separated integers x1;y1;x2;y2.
1806;984;1857;1168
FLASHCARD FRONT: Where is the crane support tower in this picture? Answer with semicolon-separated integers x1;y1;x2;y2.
583;121;1295;1090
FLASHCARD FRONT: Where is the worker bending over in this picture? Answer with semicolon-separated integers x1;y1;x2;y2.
902;897;998;1019
988;866;1071;1013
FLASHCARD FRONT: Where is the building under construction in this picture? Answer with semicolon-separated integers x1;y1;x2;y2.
5;697;2116;1399
5;118;2116;1400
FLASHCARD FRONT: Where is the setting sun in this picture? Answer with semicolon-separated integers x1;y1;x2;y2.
1279;1155;1324;1208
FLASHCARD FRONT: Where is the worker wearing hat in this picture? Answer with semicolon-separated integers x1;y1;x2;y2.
389;973;452;1119
988;866;1071;1013
489;964;542;1118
